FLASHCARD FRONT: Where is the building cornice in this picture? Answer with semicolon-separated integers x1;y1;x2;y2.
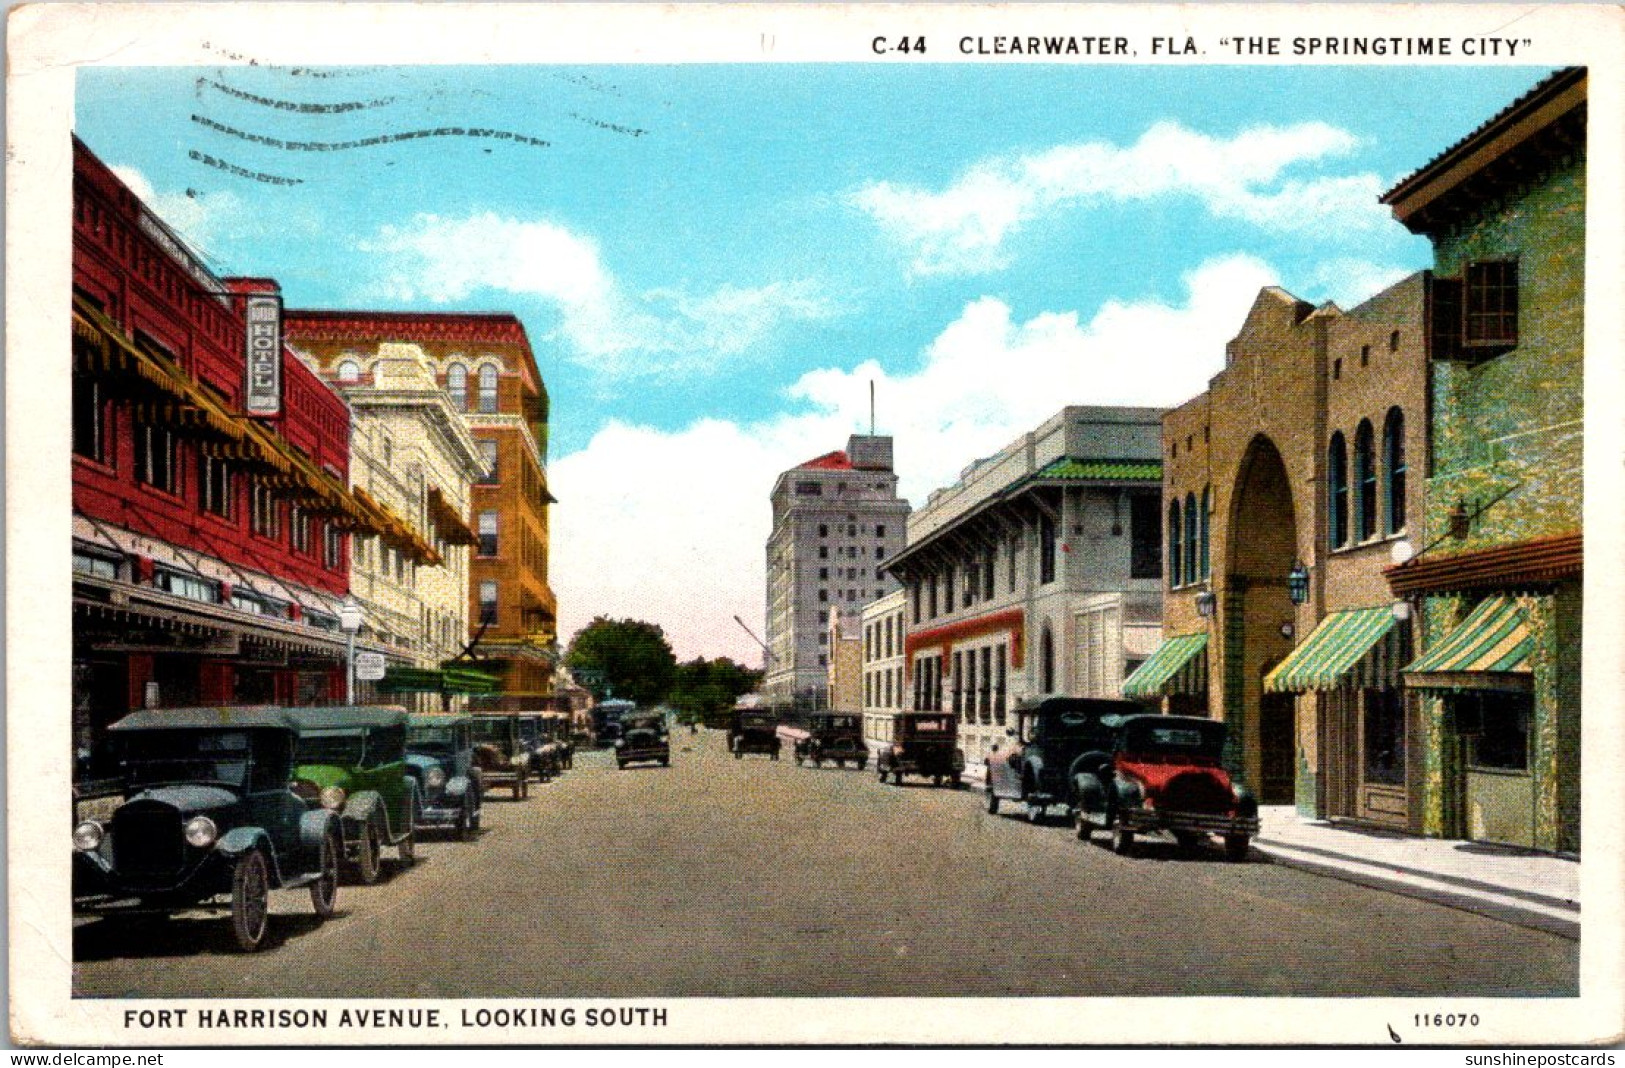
1384;531;1582;596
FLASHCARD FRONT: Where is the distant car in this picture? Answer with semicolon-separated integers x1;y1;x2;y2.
615;712;671;768
543;712;575;770
985;697;1135;822
1072;714;1259;860
730;708;780;760
517;714;558;782
292;707;419;884
470;714;531;800
789;712;867;769
72;707;341;952
405;714;483;840
873;712;964;787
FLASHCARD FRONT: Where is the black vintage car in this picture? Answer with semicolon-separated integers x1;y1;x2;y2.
1073;714;1259;860
615;711;670;768
406;714;483;840
985;697;1137;822
874;712;965;786
543;712;575;771
516;714;557;782
470;714;531;801
72;707;341;952
789;712;867;769
729;707;780;759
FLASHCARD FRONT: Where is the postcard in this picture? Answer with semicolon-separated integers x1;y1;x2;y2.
7;1;1623;1050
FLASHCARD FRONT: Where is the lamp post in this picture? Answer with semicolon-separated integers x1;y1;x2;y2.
339;596;364;704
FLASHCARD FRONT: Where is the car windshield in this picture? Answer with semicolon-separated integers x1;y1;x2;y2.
740;714;775;729
1122;720;1226;759
471;720;514;744
624;717;662;731
1041;710;1104;737
407;726;457;753
824;715;858;731
296;730;367;767
120;730;252;789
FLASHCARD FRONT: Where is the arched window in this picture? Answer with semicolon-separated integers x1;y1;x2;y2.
1040;625;1055;694
1200;485;1211;579
1184;492;1198;587
1355;419;1377;541
477;364;499;413
336;359;361;383
447;363;468;409
1384;407;1407;535
1328;432;1349;549
1167;499;1183;587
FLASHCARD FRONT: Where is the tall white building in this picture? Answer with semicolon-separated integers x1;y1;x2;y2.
764;435;910;709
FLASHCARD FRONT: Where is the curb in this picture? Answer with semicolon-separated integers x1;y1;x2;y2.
1252;840;1580;941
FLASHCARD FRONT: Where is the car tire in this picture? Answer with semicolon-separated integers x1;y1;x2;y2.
1074;810;1093;843
794;751;804;766
356;818;382;884
511;777;524;801
1111;824;1136;857
311;828;339;919
1224;834;1250;862
398;799;417;865
1174;831;1202;855
986;787;1000;814
456;801;472;843
893;768;905;786
230;850;270;952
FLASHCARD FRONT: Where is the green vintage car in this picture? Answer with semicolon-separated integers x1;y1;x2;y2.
72;706;341;952
292;706;419;884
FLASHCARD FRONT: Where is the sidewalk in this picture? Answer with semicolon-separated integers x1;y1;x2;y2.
1252;806;1579;939
958;765;1579;939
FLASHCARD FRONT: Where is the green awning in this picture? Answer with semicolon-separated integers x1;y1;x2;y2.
377;667;445;694
1032;458;1163;483
1122;633;1208;698
1403;596;1533;690
1265;607;1395;693
441;665;501;695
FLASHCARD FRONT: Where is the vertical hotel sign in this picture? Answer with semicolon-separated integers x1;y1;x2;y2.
244;295;283;417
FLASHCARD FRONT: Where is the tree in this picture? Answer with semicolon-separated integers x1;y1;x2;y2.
668;657;763;723
564;617;677;707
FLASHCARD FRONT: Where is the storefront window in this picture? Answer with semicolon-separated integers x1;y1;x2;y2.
1466;692;1531;772
1362;688;1405;785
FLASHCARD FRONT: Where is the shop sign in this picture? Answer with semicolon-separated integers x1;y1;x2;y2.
244;294;283;416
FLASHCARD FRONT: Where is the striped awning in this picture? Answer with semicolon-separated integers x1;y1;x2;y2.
1265;607;1396;693
1122;633;1208;698
1403;595;1533;690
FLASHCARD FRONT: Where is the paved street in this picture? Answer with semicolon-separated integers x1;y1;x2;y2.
75;728;1577;998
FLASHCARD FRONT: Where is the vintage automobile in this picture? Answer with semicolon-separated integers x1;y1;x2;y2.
516;714;558;782
292;706;419;884
614;711;671;768
470;714;531;801
72;706;341;952
873;712;965;787
729;706;780;760
405;714;483;841
1072;714;1260;861
785;712;867;769
543;712;575;770
985;697;1136;822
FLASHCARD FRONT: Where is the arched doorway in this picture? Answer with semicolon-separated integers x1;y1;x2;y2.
1225;436;1299;803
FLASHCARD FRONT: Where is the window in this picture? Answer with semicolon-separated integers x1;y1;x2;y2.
1184;491;1198;586
952;651;964;716
1008;537;1019;592
884;616;893;657
1464;259;1518;347
135;423;176;493
994;643;1008;721
199;455;232;519
983;549;995;599
73;550;120;580
927;575;938;618
979;646;992;718
876;524;886;538
944;568;955;611
1389;330;1401;353
73;377;105;462
818;546;829;560
1355;419;1377;541
962;562;975;608
448;364;468;409
1040;626;1055;694
1384;408;1407;535
1332;357;1342;380
324;526;344;570
1199;486;1211;579
818;524;828;537
477;439;498;483
477;365;500;412
796;482;822;496
1464;691;1531;772
1039;513;1057;585
1363;688;1406;785
290;506;311;554
847;524;856;537
1328;432;1349;549
336;359;361;383
478;511;499;556
251;480;280;539
911;582;921;624
819;567;828;580
1167;499;1183;586
479;581;499;625
156;569;218;603
1130;491;1161;579
1360;344;1370;367
876;546;885;560
818;589;828;603
965;651;978;722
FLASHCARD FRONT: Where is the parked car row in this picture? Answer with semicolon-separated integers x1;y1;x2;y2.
71;705;578;953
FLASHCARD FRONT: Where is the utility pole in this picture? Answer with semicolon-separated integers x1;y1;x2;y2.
733;615;773;669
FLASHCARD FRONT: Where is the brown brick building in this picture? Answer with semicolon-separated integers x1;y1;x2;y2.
285;311;558;707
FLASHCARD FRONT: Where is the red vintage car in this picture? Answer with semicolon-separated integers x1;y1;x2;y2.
1071;714;1259;861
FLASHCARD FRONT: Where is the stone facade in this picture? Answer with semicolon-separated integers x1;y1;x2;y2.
860;590;908;716
826;607;864;712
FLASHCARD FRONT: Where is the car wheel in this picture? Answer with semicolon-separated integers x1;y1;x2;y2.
1074;810;1093;843
986;786;1000;814
511;777;524;801
310;827;339;919
355;818;382;884
893;768;905;786
230;850;271;952
794;751;804;766
1224;834;1250;862
456;801;472;843
398;800;417;864
1111;824;1136;857
1174;831;1202;855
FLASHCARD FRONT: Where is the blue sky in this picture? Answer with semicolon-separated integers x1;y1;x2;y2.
76;64;1554;660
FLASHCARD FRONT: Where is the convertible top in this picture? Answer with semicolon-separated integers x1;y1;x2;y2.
110;705;410;734
407;713;472;729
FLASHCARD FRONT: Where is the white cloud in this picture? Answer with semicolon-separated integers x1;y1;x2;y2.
358;213;834;379
852;120;1387;276
110;165;249;265
1303;258;1416;309
551;252;1276;663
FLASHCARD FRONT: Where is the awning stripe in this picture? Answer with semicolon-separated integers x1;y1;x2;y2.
1121;633;1208;697
1404;595;1533;677
1264;607;1396;692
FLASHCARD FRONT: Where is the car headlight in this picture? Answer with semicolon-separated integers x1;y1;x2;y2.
510;754;526;767
613;739;625;748
73;820;104;852
184;815;219;848
320;786;347;811
426;767;447;789
891;744;904;755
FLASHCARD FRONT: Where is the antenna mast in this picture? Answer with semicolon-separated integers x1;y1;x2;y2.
869;379;875;436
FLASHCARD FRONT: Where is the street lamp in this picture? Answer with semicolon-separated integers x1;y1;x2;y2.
1195;589;1217;618
1286;562;1310;606
339;596;364;704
